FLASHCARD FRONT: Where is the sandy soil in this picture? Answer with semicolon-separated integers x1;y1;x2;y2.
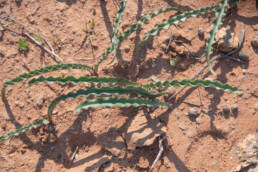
0;0;257;171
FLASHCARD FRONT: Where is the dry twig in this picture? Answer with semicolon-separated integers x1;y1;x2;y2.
149;136;172;172
68;146;79;166
0;11;63;63
165;31;174;53
23;32;63;63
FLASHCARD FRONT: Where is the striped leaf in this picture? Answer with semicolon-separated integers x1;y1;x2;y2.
48;86;162;117
112;0;127;57
74;97;167;114
95;7;181;71
143;79;242;94
206;0;229;75
140;4;220;44
29;76;138;86
2;64;92;99
0;119;49;143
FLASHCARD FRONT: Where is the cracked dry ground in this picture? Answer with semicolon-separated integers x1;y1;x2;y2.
0;0;257;172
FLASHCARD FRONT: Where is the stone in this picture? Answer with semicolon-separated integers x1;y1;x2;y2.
251;31;258;49
251;88;258;98
222;105;230;114
175;45;185;55
166;87;176;96
170;42;177;50
231;104;238;113
201;109;209;114
254;103;258;111
124;112;166;150
151;75;160;82
198;27;204;40
238;50;249;61
152;62;157;68
196;118;201;125
215;27;239;53
188;108;199;118
232;133;258;172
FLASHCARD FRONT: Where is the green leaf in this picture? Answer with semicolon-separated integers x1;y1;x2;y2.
140;4;220;44
29;76;138;87
48;86;162;117
143;79;242;94
74;97;167;114
206;0;229;75
1;64;92;99
0;119;49;143
112;0;127;58
95;7;181;71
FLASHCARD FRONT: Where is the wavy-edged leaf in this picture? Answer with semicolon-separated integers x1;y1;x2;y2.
48;86;162;117
206;0;229;75
143;79;242;94
1;64;92;99
74;97;167;114
95;7;181;71
0;119;49;143
29;76;138;87
140;4;220;44
112;0;127;57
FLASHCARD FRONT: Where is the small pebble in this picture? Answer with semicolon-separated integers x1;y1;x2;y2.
238;50;249;61
254;103;258;111
196;118;201;124
151;76;160;82
198;27;204;40
231;104;238;113
215;28;239;53
222;105;230;114
240;64;248;69
166;87;176;95
188;108;199;117
242;69;246;75
201;109;209;114
251;31;258;49
152;62;157;68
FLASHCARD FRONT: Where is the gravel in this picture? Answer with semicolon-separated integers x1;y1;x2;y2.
251;31;258;49
188;108;199;117
222;105;230;114
198;27;204;40
238;50;249;61
254;103;258;111
231;104;238;113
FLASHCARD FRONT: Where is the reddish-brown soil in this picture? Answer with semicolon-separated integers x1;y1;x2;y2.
0;0;257;171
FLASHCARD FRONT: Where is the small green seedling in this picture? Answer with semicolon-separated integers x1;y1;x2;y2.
33;34;43;42
170;58;176;67
17;39;29;51
89;18;95;30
